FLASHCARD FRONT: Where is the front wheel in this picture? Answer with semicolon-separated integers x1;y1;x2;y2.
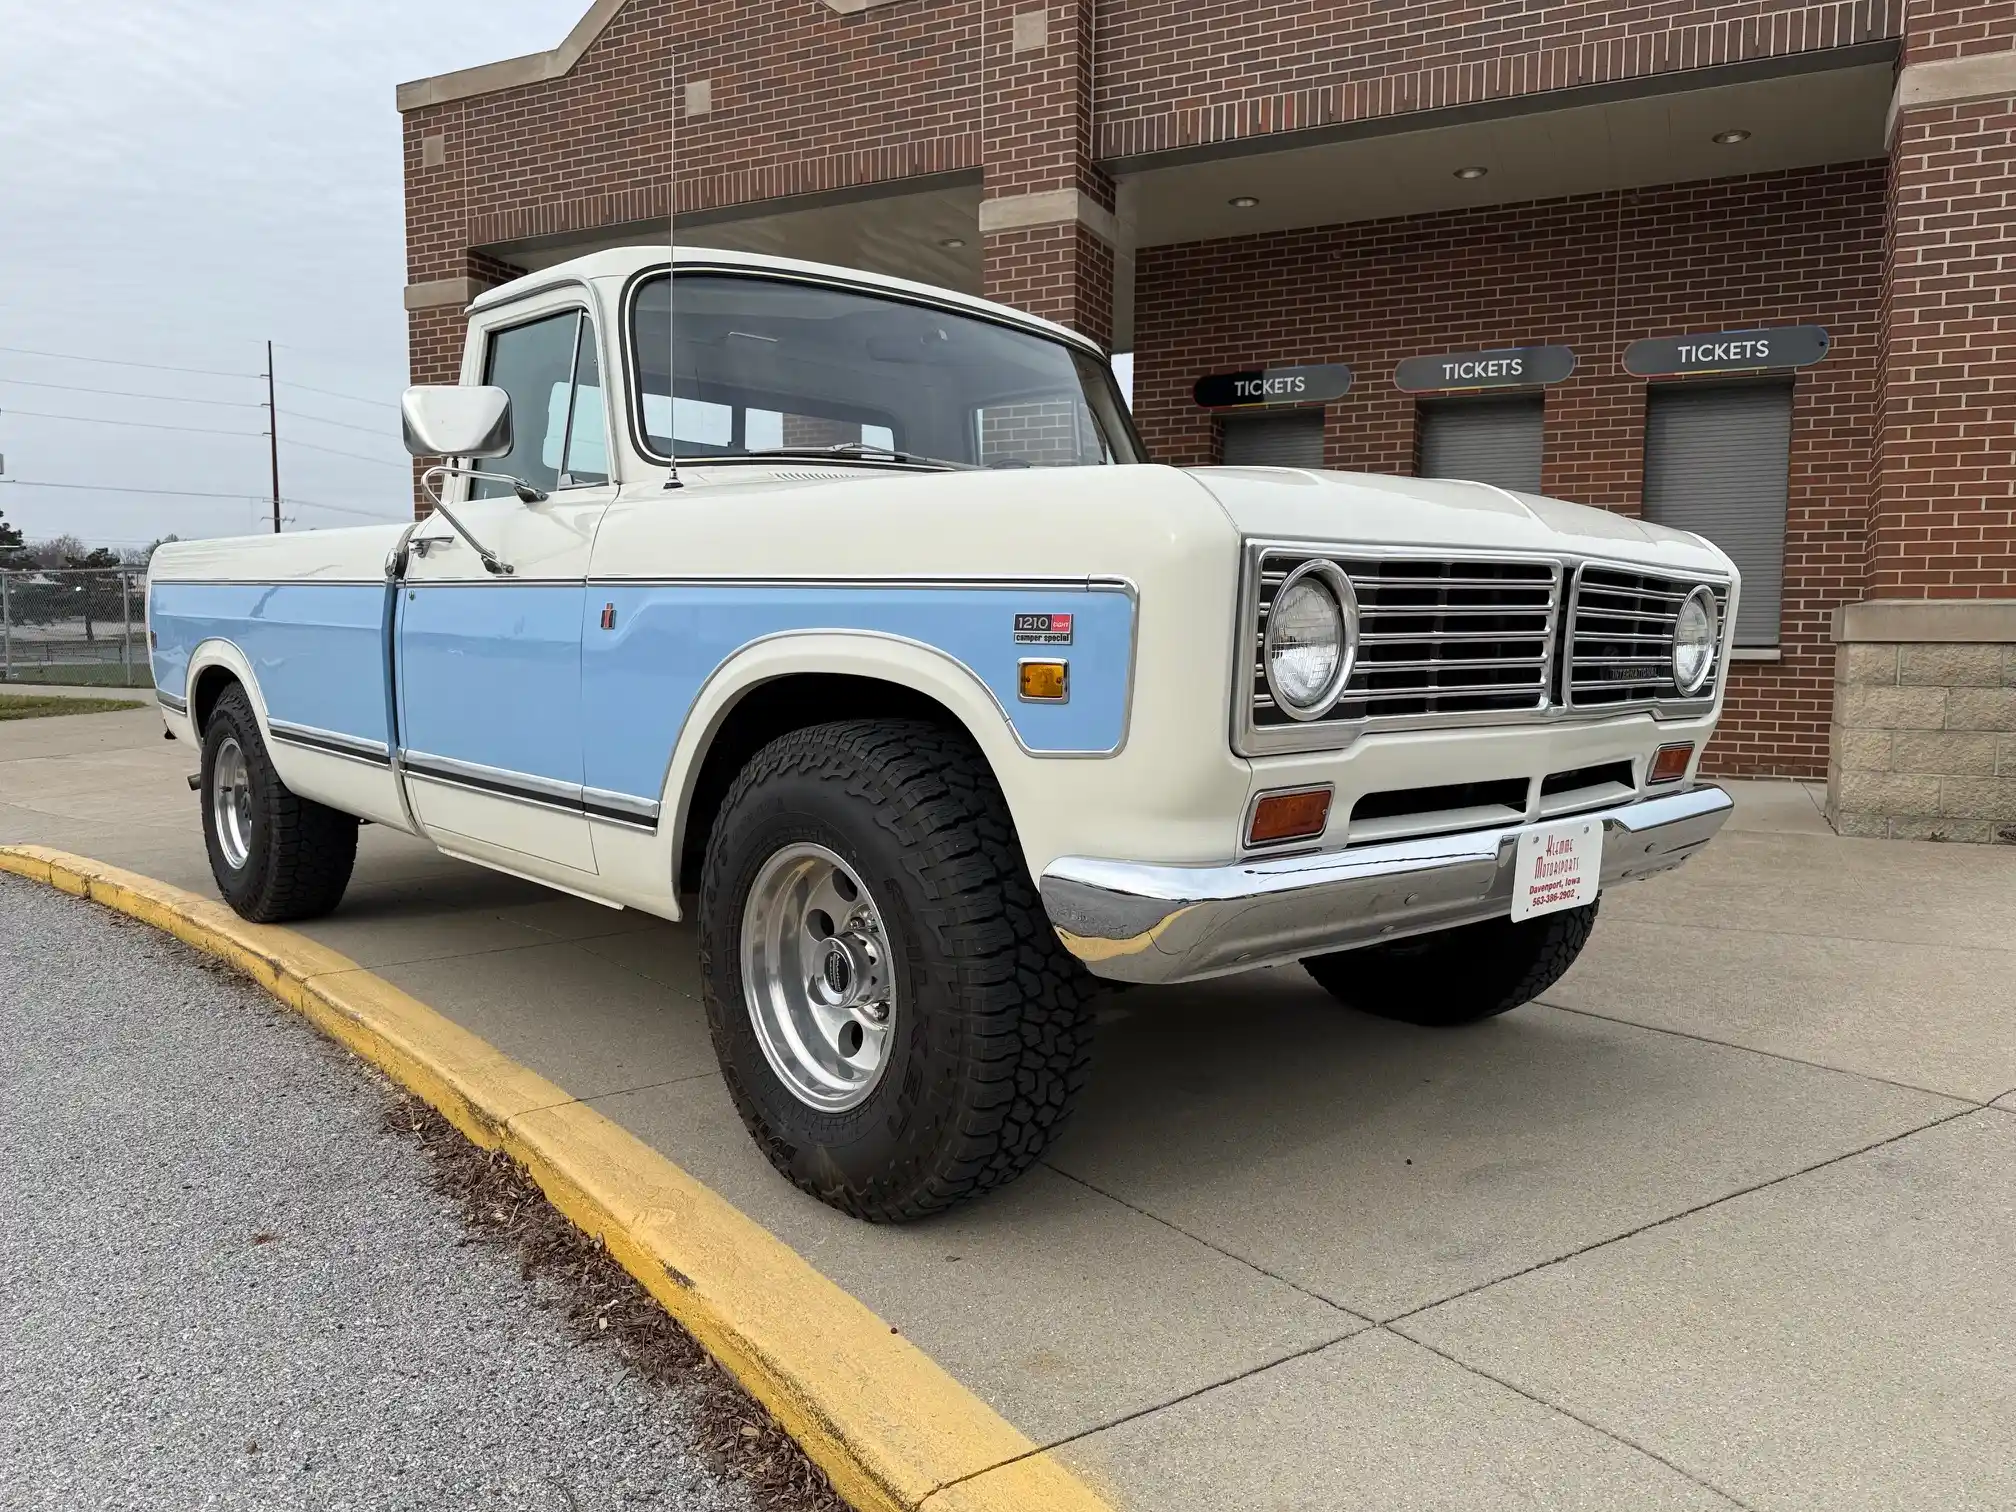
200;683;357;922
1301;901;1598;1027
699;719;1098;1222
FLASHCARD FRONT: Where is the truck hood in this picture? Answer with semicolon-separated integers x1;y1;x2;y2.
1184;466;1731;576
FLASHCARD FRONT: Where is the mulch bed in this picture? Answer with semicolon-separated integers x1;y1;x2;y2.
384;1093;849;1512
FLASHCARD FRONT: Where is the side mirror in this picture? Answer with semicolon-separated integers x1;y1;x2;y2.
401;385;513;459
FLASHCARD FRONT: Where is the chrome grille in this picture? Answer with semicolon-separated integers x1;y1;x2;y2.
1567;565;1730;707
1253;554;1559;727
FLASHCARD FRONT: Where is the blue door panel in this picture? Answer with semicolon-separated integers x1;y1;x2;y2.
579;584;1135;806
149;582;389;744
397;584;588;785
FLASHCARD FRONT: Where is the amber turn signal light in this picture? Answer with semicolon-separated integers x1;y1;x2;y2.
1018;660;1069;701
1649;743;1694;784
1248;786;1332;846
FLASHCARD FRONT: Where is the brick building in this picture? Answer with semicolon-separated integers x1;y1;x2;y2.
399;0;2016;836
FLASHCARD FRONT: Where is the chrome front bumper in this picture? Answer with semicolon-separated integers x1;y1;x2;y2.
1038;784;1733;985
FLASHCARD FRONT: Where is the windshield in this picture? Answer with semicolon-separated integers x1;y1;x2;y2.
628;272;1144;468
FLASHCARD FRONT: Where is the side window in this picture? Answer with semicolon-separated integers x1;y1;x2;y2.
475;309;606;498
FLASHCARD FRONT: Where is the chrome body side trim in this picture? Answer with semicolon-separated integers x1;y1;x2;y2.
583;786;662;829
1039;784;1733;985
399;749;661;831
156;689;189;714
268;719;392;767
401;749;585;812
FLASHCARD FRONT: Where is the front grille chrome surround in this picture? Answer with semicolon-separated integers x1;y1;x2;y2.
1564;565;1730;711
1234;541;1732;757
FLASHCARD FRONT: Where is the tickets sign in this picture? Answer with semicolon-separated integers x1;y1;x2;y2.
1622;326;1830;378
1193;364;1353;410
1394;344;1576;393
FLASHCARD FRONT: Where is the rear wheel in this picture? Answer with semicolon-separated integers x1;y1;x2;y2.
200;683;357;922
699;719;1098;1221
1301;902;1598;1027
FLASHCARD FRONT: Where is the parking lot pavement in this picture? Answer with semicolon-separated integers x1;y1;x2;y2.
6;707;2016;1509
0;873;750;1512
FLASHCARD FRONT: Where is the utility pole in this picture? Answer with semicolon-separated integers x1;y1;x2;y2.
264;339;281;533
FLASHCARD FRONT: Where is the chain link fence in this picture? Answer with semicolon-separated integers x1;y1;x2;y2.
1;569;151;688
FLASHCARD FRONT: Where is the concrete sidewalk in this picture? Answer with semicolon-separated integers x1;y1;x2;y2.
6;704;2013;1509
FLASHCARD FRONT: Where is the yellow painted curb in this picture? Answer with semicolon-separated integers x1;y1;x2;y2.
0;844;1118;1512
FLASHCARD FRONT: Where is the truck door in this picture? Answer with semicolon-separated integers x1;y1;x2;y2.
396;297;614;876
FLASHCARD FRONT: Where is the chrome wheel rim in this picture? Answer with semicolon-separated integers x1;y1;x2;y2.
739;842;896;1113
212;737;254;870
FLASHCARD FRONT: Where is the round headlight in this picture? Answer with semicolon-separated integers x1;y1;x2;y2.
1672;586;1718;696
1264;561;1356;719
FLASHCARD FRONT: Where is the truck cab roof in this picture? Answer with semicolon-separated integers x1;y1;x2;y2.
467;244;1100;358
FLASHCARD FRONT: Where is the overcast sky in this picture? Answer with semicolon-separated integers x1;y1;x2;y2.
0;1;582;549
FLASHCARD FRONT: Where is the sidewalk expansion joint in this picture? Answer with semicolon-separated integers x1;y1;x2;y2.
1381;1103;1980;1331
922;1331;1360;1504
1041;1161;1367;1320
1589;913;2016;956
1537;997;1993;1108
1386;1327;1759;1511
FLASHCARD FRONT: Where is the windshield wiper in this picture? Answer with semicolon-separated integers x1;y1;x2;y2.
737;443;972;470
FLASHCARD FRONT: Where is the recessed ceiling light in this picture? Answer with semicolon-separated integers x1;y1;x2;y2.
1228;195;1259;208
1712;129;1751;145
939;236;966;249
1452;165;1488;181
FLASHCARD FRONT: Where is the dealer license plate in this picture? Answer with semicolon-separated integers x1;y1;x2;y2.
1511;819;1602;922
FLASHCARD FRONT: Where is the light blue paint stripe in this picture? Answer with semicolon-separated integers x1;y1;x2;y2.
148;582;390;745
580;583;1135;804
397;583;586;787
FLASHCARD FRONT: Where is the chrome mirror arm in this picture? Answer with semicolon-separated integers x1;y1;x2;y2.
412;464;550;577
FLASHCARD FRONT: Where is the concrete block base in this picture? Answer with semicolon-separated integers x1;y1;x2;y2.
1827;600;2016;842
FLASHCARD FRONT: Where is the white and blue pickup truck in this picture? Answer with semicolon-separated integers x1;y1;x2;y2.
148;246;1736;1220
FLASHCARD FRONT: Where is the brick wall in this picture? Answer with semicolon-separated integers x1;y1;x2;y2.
403;0;983;282
1094;0;1904;159
1132;163;1885;775
1869;10;2016;597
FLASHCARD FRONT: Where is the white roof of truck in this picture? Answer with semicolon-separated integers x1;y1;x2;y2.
468;245;1099;355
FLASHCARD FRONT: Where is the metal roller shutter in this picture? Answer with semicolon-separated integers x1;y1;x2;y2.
1418;395;1544;493
1221;409;1325;468
1643;382;1791;648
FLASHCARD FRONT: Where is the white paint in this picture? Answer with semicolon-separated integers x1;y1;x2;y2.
154;248;1739;925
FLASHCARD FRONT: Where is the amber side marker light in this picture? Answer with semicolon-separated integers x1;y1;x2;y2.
1018;660;1069;702
1248;786;1333;846
1650;743;1695;784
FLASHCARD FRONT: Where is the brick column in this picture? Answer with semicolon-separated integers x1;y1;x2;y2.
402;104;522;516
978;0;1116;349
1833;14;2016;838
1870;18;2016;596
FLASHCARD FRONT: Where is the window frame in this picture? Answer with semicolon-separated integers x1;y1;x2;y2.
466;293;614;500
617;262;1147;471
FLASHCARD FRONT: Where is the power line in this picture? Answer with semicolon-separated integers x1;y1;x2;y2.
0;479;270;501
282;496;411;520
277;407;392;438
0;407;265;439
280;435;409;470
0;344;255;379
276;378;400;412
0;376;265;409
0;477;406;521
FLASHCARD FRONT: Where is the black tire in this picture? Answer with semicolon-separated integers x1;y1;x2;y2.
699;719;1099;1222
200;683;358;923
1301;901;1599;1027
